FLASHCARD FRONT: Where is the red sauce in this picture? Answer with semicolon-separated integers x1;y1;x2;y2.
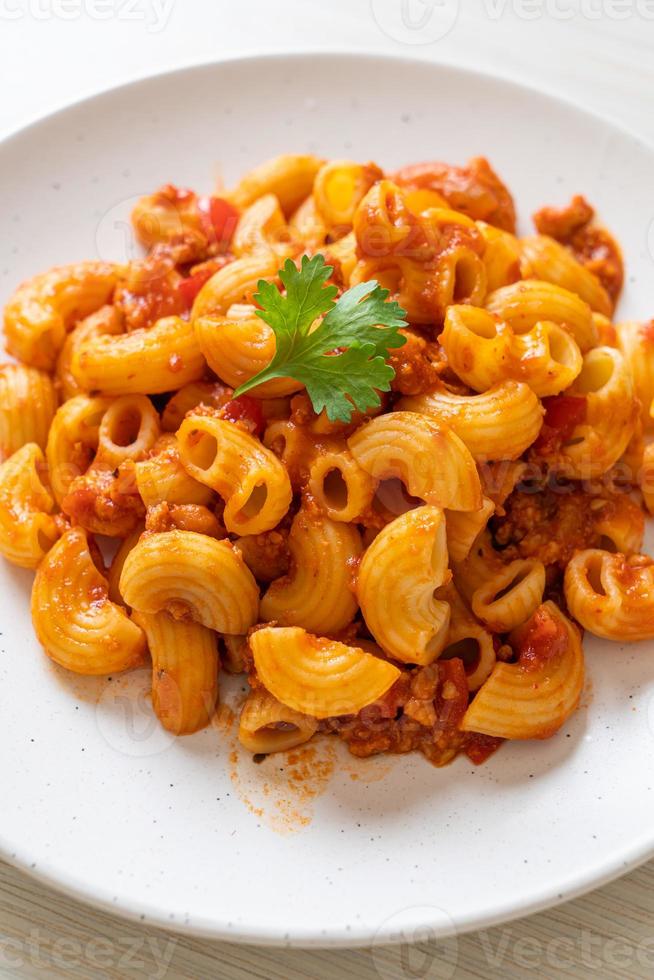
197;195;239;246
534;395;587;455
393;156;516;232
513;605;569;672
219;396;265;437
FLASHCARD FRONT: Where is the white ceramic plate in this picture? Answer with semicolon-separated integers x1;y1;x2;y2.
2;53;654;948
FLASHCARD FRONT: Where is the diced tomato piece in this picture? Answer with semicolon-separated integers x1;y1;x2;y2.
464;732;503;764
197;196;239;245
219;396;265;437
534;394;587;455
178;267;217;309
513;605;569;672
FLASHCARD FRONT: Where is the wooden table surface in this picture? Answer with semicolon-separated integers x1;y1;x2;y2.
2;4;654;978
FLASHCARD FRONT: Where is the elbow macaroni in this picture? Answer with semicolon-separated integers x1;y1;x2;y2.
348;412;482;512
260;508;362;634
0;363;58;462
177;413;292;534
120;530;259;634
2;153;650;770
357;506;451;665
32;526;146;675
0;443;60;568
440;305;582;396
132;609;219;735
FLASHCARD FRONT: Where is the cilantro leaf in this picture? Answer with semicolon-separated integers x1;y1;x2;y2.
233;254;407;422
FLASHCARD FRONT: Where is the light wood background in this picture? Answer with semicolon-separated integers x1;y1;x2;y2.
3;858;654;978
2;3;654;978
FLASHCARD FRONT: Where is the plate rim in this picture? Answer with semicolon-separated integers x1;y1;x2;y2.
1;50;654;948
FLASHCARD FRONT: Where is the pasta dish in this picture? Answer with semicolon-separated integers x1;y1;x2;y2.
1;153;651;769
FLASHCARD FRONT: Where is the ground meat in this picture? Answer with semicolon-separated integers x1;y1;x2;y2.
570;225;624;305
62;462;144;537
145;502;225;538
323;659;502;767
236;524;292;582
393;156;516;233
533;194;594;240
388;329;448;395
491;482;601;570
533;194;623;305
511;604;569;672
114;246;186;331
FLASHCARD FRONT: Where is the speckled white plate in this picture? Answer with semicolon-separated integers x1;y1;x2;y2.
2;53;654;949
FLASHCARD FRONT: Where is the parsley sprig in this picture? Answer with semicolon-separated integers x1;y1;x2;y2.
233;254;407;422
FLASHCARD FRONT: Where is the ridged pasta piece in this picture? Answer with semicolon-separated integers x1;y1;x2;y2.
437;582;496;692
593;312;617;347
260;509;362;634
477;221;522;292
4;261;118;370
453;530;504;605
440;305;582;396
134;435;212;507
641;441;654;515
288;195;327;251
307;443;375;522
56;305;123;400
564;550;654;641
0;444;61;568
160;380;231;432
194;305;301;397
486;279;598;352
520;235;612;316
32;526;146;674
97;395;160;467
615;320;654;429
399;381;543;462
106;525;144;604
323;230;358;286
555;346;638;479
593;493;644;555
238;688;318;754
347;412;482;512
0;363;58;461
351;248;486;327
250;626;401;719
445;498;495;563
232;193;296;259
471;558;546;632
46;395;113;505
461;602;584;739
132;609;219;735
357;506;450;665
263;419;316;490
176;414;292;535
71;316;205;395
228;154;324;216
313;159;383;230
120;530;259;633
192;253;280;318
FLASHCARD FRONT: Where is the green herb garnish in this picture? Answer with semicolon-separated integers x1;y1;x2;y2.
234;254;407;422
